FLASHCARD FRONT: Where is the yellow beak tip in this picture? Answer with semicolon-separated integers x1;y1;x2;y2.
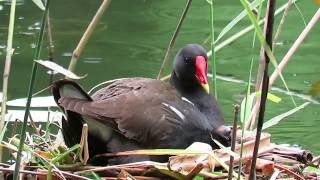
201;84;210;94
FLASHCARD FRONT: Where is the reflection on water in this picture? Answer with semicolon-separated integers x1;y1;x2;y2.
0;0;319;154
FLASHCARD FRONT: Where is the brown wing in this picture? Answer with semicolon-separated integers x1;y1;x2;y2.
58;78;196;147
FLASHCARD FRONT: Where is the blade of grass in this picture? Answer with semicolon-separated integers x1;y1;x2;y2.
215;0;264;43
0;0;16;162
257;102;310;131
207;0;300;57
161;0;300;82
240;0;296;108
272;0;293;52
269;8;320;86
13;0;51;179
208;0;217;96
239;1;264;176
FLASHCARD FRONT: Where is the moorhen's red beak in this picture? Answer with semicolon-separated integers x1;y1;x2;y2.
195;55;209;93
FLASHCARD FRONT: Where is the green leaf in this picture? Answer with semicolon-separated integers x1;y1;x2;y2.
79;171;101;180
256;91;282;103
240;0;296;106
193;176;204;180
215;0;264;43
32;0;45;11
240;92;255;124
304;166;320;174
256;102;310;131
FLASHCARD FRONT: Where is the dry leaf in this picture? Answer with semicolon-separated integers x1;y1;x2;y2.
36;60;86;80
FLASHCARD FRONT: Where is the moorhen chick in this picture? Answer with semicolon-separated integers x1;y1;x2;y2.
52;44;230;164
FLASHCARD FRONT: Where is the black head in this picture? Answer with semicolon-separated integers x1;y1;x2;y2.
172;44;209;93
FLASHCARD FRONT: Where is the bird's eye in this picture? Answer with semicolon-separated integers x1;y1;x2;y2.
185;57;192;63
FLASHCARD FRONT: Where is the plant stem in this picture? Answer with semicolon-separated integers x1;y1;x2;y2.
156;0;193;80
272;0;293;52
228;105;239;180
161;0;298;82
13;0;51;179
0;0;16;162
206;0;299;58
209;0;217;96
46;10;55;84
269;8;320;86
248;0;275;179
67;0;112;73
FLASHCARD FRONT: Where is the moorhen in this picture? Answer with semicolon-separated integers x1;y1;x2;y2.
52;44;230;164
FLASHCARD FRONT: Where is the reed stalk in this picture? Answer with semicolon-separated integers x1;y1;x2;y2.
209;0;217;96
0;0;17;162
46;10;55;84
238;0;263;173
272;0;293;52
161;1;297;82
67;0;112;73
206;0;299;57
246;7;320;130
157;0;193;80
248;0;275;178
269;8;320;86
13;0;51;179
228;105;239;180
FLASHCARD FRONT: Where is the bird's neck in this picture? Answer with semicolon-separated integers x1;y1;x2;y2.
170;71;205;96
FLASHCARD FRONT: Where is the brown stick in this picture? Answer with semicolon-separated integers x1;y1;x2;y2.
185;162;204;180
228;105;239;180
272;0;293;52
67;0;112;73
274;164;305;180
249;0;275;179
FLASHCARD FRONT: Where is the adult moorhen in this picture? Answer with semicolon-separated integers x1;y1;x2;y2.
52;44;231;164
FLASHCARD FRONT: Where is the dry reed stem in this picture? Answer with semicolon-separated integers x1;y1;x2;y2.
228;105;239;180
269;8;320;85
272;0;293;52
249;0;275;178
67;0;112;73
246;8;320;130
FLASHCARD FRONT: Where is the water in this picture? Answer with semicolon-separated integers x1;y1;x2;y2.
0;1;319;154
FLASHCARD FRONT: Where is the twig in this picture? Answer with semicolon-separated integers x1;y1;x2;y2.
269;8;320;86
274;164;305;180
0;167;90;180
228;105;239;180
247;8;320;130
161;0;298;82
46;10;55;84
156;0;193;79
206;0;300;57
28;113;41;136
272;0;293;52
249;0;275;179
67;0;112;72
185;162;204;180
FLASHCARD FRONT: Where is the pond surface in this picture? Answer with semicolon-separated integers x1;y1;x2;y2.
0;0;319;154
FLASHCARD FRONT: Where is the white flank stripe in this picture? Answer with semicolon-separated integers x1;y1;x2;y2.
162;102;185;120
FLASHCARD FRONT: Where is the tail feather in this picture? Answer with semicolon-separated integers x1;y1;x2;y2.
52;80;92;148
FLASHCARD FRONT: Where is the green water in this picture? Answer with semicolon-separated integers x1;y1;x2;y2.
0;1;319;154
